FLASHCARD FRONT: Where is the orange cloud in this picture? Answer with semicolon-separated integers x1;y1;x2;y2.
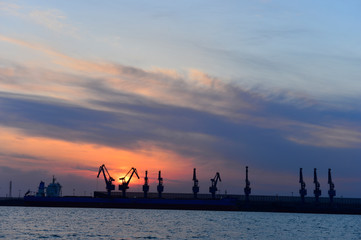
0;35;120;75
189;69;226;92
4;35;360;151
0;126;195;185
0;35;256;118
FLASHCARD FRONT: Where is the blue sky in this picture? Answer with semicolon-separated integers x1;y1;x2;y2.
0;1;361;197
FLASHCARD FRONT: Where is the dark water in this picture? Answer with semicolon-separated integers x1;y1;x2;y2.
1;207;360;239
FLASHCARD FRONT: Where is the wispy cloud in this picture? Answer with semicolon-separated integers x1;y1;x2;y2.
286;122;361;148
29;9;67;32
0;2;77;35
0;2;21;15
0;35;257;118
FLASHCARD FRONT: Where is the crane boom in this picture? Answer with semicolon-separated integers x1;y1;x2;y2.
97;164;115;196
119;167;140;197
209;172;221;199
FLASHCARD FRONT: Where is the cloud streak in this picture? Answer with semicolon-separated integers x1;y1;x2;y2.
0;3;77;35
1;35;361;153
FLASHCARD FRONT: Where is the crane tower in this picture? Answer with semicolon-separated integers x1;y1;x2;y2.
209;172;221;199
143;170;150;198
192;168;199;199
97;164;115;196
157;171;164;198
313;168;321;202
244;166;251;202
299;168;307;203
328;168;336;203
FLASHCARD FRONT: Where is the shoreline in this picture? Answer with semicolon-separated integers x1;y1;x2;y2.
2;194;361;215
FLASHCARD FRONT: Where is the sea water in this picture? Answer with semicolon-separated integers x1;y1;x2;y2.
0;207;360;239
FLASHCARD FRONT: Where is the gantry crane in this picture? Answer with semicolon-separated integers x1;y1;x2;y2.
209;172;221;199
313;168;321;202
244;166;251;202
143;170;150;198
119;167;139;198
97;164;115;196
157;171;164;198
328;168;336;203
299;168;307;203
192;168;199;199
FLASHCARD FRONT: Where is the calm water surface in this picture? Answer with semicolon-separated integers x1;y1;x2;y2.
0;206;360;239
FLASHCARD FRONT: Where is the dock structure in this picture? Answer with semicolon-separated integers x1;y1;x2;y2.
81;191;361;214
17;165;357;214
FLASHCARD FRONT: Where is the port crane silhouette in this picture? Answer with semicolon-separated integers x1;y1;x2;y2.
313;168;321;202
192;168;199;199
143;170;149;198
244;166;251;202
299;168;307;203
157;171;164;198
328;168;336;203
97;164;115;196
119;167;139;197
209;172;221;199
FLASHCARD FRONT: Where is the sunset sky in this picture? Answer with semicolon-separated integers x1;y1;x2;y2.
1;1;361;198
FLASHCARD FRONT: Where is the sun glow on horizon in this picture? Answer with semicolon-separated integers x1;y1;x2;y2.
0;126;195;181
